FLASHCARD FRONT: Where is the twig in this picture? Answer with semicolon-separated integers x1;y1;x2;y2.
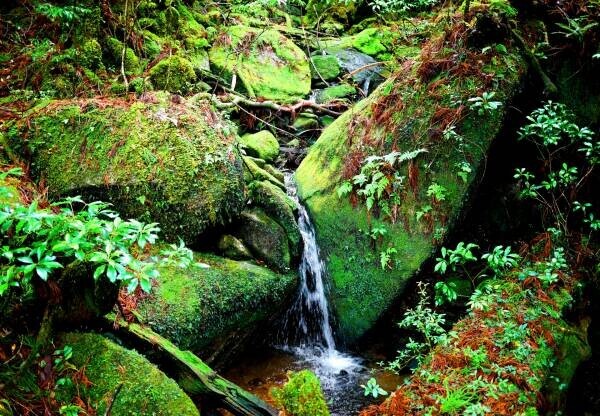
345;61;387;78
104;383;123;416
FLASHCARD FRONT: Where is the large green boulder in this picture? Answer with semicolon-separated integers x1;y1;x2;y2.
248;180;302;261
5;94;244;244
209;26;311;102
237;207;291;272
61;332;199;416
295;39;526;342
310;55;341;81
240;130;280;163
135;253;296;365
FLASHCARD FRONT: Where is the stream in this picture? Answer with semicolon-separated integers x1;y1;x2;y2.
226;175;404;415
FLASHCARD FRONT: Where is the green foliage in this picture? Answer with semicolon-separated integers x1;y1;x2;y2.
434;243;520;305
361;377;388;398
467;91;503;116
555;16;599;43
337;148;427;220
34;2;91;28
0;168;191;297
380;246;397;270
514;101;598;236
385;282;450;373
271;370;330;416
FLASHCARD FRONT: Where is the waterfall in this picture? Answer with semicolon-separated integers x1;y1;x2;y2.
282;175;363;389
283;175;336;350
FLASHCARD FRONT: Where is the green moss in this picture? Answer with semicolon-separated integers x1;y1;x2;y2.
149;55;196;93
106;37;140;75
248;180;301;260
209;26;311;102
61;332;198;415
238;207;292;271
218;234;253;260
315;83;356;103
240;130;280;162
79;39;103;70
135;252;297;356
271;370;330;416
5;95;244;244
243;156;285;189
310;55;341;81
296;44;526;341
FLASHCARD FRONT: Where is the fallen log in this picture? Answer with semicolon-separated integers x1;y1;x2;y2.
105;315;278;416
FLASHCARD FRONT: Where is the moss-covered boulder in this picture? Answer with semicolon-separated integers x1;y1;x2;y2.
135;253;296;364
271;370;330;416
61;332;199;416
311;55;341;81
149;55;197;93
5;94;244;244
295;22;527;342
248;180;302;261
240;130;280;163
218;234;253;260
237;208;291;272
106;37;141;75
314;84;357;103
243;156;285;189
209;26;311;102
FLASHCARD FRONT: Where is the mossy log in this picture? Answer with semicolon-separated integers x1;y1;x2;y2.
107;316;278;416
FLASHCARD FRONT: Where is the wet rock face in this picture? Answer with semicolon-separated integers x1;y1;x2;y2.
6;93;245;244
209;26;311;102
238;207;291;272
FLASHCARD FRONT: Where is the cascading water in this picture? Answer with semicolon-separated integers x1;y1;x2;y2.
281;175;363;397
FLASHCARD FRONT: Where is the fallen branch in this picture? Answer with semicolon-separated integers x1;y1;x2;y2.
196;92;347;117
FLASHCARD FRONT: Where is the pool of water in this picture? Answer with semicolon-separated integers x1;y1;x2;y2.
224;346;405;416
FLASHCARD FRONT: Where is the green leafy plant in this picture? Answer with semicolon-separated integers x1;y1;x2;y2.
513;101;598;237
338;148;427;222
0;168;191;297
434;243;521;305
380;246;398;270
385;282;450;373
361;377;388;398
468;91;503;116
555;16;598;43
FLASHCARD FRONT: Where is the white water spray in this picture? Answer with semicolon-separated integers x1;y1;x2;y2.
282;175;363;388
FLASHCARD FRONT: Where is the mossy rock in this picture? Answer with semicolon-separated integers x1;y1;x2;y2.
149;55;197;93
248;180;301;261
6;94;244;244
61;332;199;416
237;207;291;272
218;234;253;260
209;26;311;102
135;252;296;363
243;156;285;189
310;55;341;81
314;84;356;104
295;47;527;342
271;370;330;416
240;130;280;163
106;37;141;75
